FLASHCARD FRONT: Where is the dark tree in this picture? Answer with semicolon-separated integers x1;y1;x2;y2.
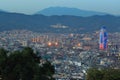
0;47;55;80
86;68;120;80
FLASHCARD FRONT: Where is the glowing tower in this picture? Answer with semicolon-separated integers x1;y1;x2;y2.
99;26;108;50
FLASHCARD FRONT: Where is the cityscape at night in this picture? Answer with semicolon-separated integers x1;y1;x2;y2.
0;0;120;80
0;29;120;79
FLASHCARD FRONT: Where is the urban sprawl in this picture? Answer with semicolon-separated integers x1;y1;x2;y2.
0;30;120;80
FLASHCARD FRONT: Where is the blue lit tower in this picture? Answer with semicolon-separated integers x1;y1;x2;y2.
99;26;108;50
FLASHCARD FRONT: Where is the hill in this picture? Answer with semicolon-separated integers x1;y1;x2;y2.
0;11;120;33
36;7;107;17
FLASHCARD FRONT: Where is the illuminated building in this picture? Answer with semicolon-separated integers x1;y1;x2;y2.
99;26;108;50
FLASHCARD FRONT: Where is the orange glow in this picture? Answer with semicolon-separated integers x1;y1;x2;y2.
99;44;104;50
55;42;58;46
48;42;52;46
78;43;81;47
37;38;39;42
32;38;36;42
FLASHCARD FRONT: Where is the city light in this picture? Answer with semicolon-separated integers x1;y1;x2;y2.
48;42;52;46
55;42;58;46
77;43;81;47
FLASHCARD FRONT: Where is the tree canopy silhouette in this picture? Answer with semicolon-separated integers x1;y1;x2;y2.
86;68;120;80
0;47;55;80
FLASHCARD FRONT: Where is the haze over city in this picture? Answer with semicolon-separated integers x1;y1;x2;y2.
0;0;120;80
0;0;120;15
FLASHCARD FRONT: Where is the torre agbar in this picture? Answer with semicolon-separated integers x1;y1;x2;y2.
99;26;108;50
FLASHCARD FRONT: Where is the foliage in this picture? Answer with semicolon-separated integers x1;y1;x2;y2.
0;47;55;80
86;68;120;80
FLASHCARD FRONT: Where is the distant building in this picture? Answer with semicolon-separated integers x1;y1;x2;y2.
99;26;108;50
22;41;28;47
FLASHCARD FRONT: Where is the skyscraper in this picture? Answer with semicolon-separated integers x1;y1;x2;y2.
99;26;108;50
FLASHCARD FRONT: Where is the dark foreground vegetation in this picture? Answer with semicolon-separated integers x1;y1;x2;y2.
0;47;120;80
86;68;120;80
0;47;55;80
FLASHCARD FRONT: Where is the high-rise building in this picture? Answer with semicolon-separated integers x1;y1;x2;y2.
99;26;108;50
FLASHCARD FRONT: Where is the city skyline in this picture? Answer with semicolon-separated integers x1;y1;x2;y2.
0;0;120;15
